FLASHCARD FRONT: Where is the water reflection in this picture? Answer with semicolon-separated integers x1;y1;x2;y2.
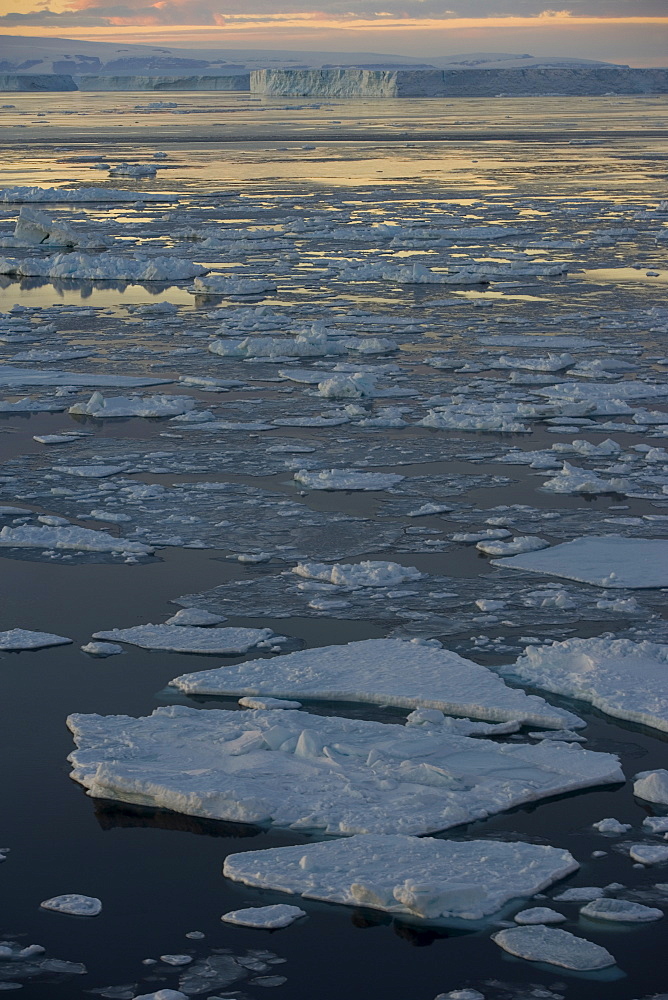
94;799;265;839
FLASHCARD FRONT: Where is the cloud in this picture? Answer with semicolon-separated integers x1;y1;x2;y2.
0;0;225;27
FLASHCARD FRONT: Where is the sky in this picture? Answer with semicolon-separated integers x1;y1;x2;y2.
0;0;666;66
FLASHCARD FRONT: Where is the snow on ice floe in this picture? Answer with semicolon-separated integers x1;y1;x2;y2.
502;637;668;732
239;696;302;710
40;894;101;916
491;925;615;971
223;835;579;921
0;186;175;203
493;536;668;588
220;904;306;929
0;628;72;651
67;705;621;836
92;625;281;655
514;907;566;924
0;524;153;556
580;898;663;922
292;561;423;588
0;253;207;282
68;392;195;418
170;637;582;728
294;469;404;490
634;769;668;805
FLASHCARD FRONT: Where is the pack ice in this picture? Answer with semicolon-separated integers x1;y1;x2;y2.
493;536;668;588
504;637;668;732
222;835;579;921
170;637;582;728
92;625;279;655
491;925;616;971
67;705;622;836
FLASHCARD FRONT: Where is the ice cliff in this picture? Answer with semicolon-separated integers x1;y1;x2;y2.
0;73;76;91
75;74;250;91
252;66;668;98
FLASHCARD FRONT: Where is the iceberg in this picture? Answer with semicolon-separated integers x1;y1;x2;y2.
493;536;668;588
223;834;579;921
170;637;583;728
67;705;622;836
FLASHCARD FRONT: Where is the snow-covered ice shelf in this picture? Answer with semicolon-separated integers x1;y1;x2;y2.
223;834;579;921
67;705;623;836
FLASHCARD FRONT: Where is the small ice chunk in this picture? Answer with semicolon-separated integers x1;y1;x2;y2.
477;536;548;557
643;816;668;833
69;392;194;419
220;904;306;928
629;844;668;865
553;886;606;902
134;992;187;1000
492;925;615;970
634;769;668;805
81;641;123;657
592;818;632;835
164;608;227;626
294;468;404;491
239;697;302;710
514;906;566;924
580;898;663;922
0;628;72;651
435;992;485;1000
160;954;192;966
40;894;101;916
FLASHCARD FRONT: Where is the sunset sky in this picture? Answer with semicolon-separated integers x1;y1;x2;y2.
0;0;666;66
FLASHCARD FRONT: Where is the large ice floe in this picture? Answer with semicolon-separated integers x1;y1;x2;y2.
501;637;668;732
68;392;195;418
0;253;206;282
170;637;583;728
0;628;72;651
0;524;153;555
67;705;622;835
491;925;616;971
493;536;668;588
222;834;579;921
91;624;280;655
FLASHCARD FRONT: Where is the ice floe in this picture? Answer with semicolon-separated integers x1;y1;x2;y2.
580;898;663;922
494;536;668;588
0;253;206;282
504;637;668;732
92;624;280;655
634;769;668;805
0;524;153;555
514;907;566;924
170;637;582;727
223;834;578;921
220;904;306;929
294;469;404;490
491;925;615;971
0;628;72;651
68;704;621;835
69;392;195;418
40;894;102;916
629;844;668;865
292;561;423;588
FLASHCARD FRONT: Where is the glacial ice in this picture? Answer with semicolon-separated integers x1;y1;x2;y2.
505;637;668;732
580;898;663;922
69;392;195;418
634;769;668;805
40;894;102;916
493;536;668;588
220;904;306;929
0;628;72;651
223;834;579;921
92;624;279;654
170;637;583;727
67;705;621;835
491;925;616;970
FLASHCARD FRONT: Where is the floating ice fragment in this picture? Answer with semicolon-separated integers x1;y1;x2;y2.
134;991;187;1000
592;818;632;835
81;642;123;657
494;536;668;589
514;907;565;924
435;991;485;1000
634;769;668;805
221;904;306;929
67;705;619;835
239;697;302;710
292;560;422;588
643;816;668;833
492;925;615;971
629;845;668;865
0;253;206;282
224;835;578;921
0;366;172;388
160;955;192;966
194;276;276;296
505;636;668;732
294;468;404;490
0;524;153;555
477;536;548;556
553;887;606;902
69;392;194;418
0;628;72;651
92;625;279;655
0;186;175;203
580;898;662;922
171;637;582;728
40;894;101;916
164;608;227;626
